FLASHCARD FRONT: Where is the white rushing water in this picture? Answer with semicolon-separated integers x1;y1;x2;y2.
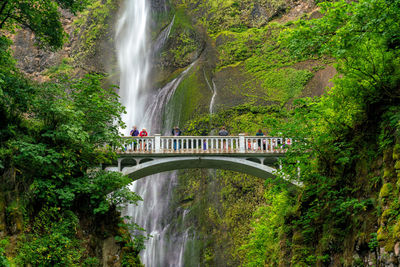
116;1;195;266
116;0;150;135
203;69;217;114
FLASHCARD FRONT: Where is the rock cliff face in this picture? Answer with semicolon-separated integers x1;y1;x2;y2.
146;0;337;265
150;0;335;127
11;10;75;82
12;1;119;81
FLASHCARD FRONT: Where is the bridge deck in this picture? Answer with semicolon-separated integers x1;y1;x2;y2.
118;135;291;155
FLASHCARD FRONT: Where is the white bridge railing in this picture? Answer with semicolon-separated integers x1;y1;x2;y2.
119;134;292;154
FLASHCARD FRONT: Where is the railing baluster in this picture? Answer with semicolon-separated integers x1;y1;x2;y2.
117;135;290;155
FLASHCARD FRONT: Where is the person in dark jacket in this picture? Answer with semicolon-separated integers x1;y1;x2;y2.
172;126;182;136
172;126;182;150
219;126;229;150
130;126;139;150
130;126;139;136
218;126;228;136
256;129;265;150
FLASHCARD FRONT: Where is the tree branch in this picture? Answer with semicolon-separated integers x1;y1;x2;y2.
0;0;8;18
0;7;12;29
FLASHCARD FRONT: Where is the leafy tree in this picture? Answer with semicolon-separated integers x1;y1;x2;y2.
0;0;88;49
268;0;400;264
0;2;144;263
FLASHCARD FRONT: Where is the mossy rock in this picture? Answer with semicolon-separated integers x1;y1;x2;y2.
380;183;394;199
393;144;400;160
0;194;5;233
394;160;400;170
383;168;395;181
383;148;393;163
384;238;395;253
292;231;304;244
164;63;211;127
377;227;387;241
381;209;395;225
5;200;23;234
393;221;400;241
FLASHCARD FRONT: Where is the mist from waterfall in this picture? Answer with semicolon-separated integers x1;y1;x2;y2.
116;1;196;266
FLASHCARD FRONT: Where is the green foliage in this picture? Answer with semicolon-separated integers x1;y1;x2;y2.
261;0;400;263
241;184;294;266
73;0;118;60
169;31;198;64
16;207;82;266
77;171;142;215
159;7;202;70
0;19;143;264
183;103;289;136
0;0;88;50
216;23;314;105
255;68;313;105
116;219;146;267
0;238;10;267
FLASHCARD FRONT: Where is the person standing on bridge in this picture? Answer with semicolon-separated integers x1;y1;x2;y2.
256;129;265;151
139;128;148;137
219;126;229;150
130;126;139;150
130;126;139;136
139;128;148;151
172;126;182;150
218;126;228;136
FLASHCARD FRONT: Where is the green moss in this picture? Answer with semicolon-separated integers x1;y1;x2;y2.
214;23;313;105
393;144;400;160
377;227;386;241
381;208;394;224
379;183;394;199
164;65;210;126
292;231;304;244
383;148;393;163
384;238;395;253
73;0;118;60
158;7;202;71
5;200;23;233
394;160;400;170
393;221;400;241
171;8;194;34
383;168;395;180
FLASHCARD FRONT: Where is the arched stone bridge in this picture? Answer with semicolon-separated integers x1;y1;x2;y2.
109;135;299;185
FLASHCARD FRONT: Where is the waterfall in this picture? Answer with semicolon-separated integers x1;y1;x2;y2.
152;16;175;58
116;0;150;135
116;1;196;265
143;60;196;133
203;69;217;114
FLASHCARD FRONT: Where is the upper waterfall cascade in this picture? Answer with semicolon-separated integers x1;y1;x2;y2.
116;0;150;135
115;0;197;265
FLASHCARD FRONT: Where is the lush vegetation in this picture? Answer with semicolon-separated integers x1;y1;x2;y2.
237;0;400;265
171;0;400;265
0;0;88;50
0;2;144;266
2;0;400;265
73;0;118;61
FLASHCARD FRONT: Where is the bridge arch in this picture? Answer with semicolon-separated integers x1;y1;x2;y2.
121;156;279;181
